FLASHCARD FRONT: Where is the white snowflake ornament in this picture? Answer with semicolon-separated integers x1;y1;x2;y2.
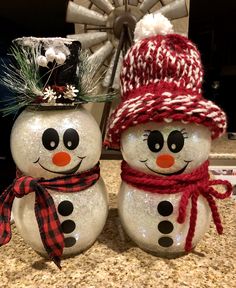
43;86;58;103
63;85;79;101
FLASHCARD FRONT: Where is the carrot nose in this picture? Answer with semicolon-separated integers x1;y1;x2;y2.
156;154;175;168
52;151;71;166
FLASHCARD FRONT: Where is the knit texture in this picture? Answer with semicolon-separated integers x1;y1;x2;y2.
0;163;100;268
121;160;232;251
105;34;226;149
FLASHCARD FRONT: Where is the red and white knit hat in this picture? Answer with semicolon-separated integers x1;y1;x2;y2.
105;13;227;149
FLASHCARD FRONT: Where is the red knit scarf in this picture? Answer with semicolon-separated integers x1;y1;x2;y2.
0;163;100;268
121;160;232;252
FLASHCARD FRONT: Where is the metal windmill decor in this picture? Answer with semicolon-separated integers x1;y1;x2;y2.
67;0;189;159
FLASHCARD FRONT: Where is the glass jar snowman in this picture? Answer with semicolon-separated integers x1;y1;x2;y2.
0;37;109;266
119;121;212;256
105;13;232;257
11;105;108;257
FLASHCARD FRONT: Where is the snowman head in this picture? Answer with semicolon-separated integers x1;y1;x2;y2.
121;121;211;176
11;107;102;178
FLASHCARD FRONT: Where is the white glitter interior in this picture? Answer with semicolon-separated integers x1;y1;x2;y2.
121;121;211;175
119;121;212;255
12;178;108;256
11;106;108;257
119;183;211;255
11;107;102;178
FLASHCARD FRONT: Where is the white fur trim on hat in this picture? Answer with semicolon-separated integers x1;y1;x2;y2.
134;13;174;42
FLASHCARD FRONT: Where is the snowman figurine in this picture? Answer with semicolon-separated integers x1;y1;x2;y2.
0;37;110;267
105;14;232;257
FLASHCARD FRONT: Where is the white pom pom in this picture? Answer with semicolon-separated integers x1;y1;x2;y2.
45;47;56;62
134;13;173;42
36;55;48;67
55;52;66;65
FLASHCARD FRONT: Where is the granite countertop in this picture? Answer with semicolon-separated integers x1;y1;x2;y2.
1;160;236;288
210;135;236;160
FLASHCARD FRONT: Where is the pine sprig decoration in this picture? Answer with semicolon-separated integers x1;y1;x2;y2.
0;45;43;115
0;39;118;116
77;50;118;103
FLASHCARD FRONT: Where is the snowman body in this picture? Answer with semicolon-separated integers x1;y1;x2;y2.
119;121;212;256
11;106;108;257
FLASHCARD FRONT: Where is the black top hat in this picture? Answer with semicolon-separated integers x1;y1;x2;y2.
0;37;115;115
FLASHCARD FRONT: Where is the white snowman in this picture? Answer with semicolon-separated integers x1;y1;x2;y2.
105;14;232;256
11;107;108;259
0;37;109;267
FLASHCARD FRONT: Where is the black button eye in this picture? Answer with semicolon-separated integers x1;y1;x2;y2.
42;128;59;150
167;130;185;153
63;128;79;150
147;130;164;152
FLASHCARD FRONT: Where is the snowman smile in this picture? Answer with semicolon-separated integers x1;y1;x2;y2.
141;160;192;176
33;157;85;175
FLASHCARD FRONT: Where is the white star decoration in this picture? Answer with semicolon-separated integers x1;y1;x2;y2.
63;85;79;101
43;87;58;103
42;85;78;103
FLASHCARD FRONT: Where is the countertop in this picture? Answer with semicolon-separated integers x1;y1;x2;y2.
1;159;236;288
210;135;236;160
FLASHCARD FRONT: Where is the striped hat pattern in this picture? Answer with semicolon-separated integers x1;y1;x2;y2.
105;13;226;150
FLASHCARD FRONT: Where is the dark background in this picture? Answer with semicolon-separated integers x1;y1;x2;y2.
189;0;236;133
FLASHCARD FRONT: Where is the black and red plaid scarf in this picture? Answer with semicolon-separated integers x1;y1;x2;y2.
121;160;232;252
0;163;100;268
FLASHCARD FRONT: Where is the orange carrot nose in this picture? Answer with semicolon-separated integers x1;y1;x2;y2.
52;152;71;166
156;154;175;168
